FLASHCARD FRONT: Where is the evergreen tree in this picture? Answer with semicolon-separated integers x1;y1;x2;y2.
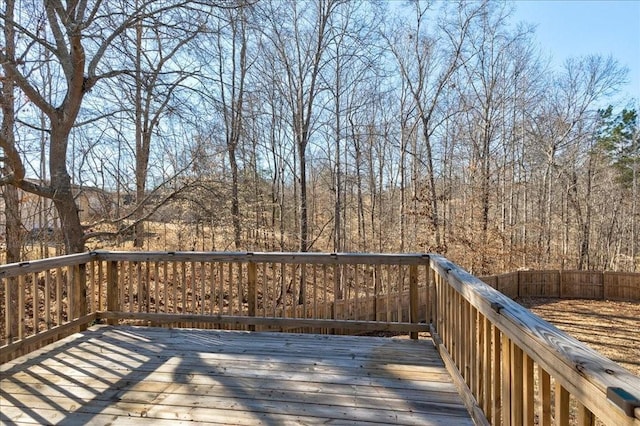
597;106;639;188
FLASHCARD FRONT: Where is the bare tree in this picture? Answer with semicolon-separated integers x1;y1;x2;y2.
1;2;136;252
0;1;221;253
261;0;342;255
205;3;252;249
385;0;485;252
127;5;204;247
456;3;534;273
0;0;22;263
531;56;627;269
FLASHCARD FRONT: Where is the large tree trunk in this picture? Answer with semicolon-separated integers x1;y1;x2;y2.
2;185;21;262
50;126;85;254
1;0;21;265
134;4;145;248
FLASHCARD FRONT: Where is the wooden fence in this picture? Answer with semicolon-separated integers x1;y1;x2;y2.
480;270;640;301
1;251;639;426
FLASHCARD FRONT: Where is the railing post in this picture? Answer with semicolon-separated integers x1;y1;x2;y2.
106;261;119;325
248;261;257;331
334;262;342;300
409;264;418;340
72;263;88;331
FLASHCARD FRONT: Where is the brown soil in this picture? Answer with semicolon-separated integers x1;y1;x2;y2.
515;297;640;377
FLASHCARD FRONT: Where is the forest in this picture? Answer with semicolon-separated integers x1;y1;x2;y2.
1;0;638;274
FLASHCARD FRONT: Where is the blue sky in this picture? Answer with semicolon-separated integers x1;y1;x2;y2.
511;0;640;106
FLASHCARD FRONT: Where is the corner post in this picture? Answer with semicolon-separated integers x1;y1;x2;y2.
73;263;88;327
409;264;419;340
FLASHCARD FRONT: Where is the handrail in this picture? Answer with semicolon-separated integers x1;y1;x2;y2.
93;250;430;264
429;254;640;426
0;252;95;279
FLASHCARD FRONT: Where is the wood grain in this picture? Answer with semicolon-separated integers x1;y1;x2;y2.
1;325;473;426
430;255;640;426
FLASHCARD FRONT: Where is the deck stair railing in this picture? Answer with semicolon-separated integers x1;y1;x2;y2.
1;251;639;426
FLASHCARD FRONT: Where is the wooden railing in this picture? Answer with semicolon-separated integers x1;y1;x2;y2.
0;252;98;363
95;251;431;334
430;255;640;426
1;251;639;425
0;251;431;362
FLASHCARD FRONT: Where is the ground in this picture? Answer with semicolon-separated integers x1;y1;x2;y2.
516;297;640;377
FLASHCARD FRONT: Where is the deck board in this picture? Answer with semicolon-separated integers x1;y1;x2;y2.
1;326;473;425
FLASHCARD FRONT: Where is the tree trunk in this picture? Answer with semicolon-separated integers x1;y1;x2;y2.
298;142;308;253
422;128;442;250
50;126;85;254
1;0;21;265
134;1;144;248
334;93;342;253
229;145;241;249
352;119;366;251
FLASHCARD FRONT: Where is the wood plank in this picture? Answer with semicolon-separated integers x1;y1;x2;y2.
539;365;552;426
0;252;93;279
429;324;490;426
555;382;570;426
410;265;418;340
4;355;454;390
106;261;118;325
482;314;492;419
55;268;63;327
523;353;535;426
44;271;51;330
93;251;431;266
9;339;444;366
1;326;472;426
510;342;523;426
501;333;512;426
5;348;452;381
0;404;468;426
18;275;25;340
97;311;430;332
1;382;468;416
32;272;38;334
1;373;459;402
577;401;595;426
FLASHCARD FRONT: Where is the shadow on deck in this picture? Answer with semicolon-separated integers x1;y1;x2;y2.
0;326;473;425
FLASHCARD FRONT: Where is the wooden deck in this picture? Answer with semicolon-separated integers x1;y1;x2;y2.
0;326;473;425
